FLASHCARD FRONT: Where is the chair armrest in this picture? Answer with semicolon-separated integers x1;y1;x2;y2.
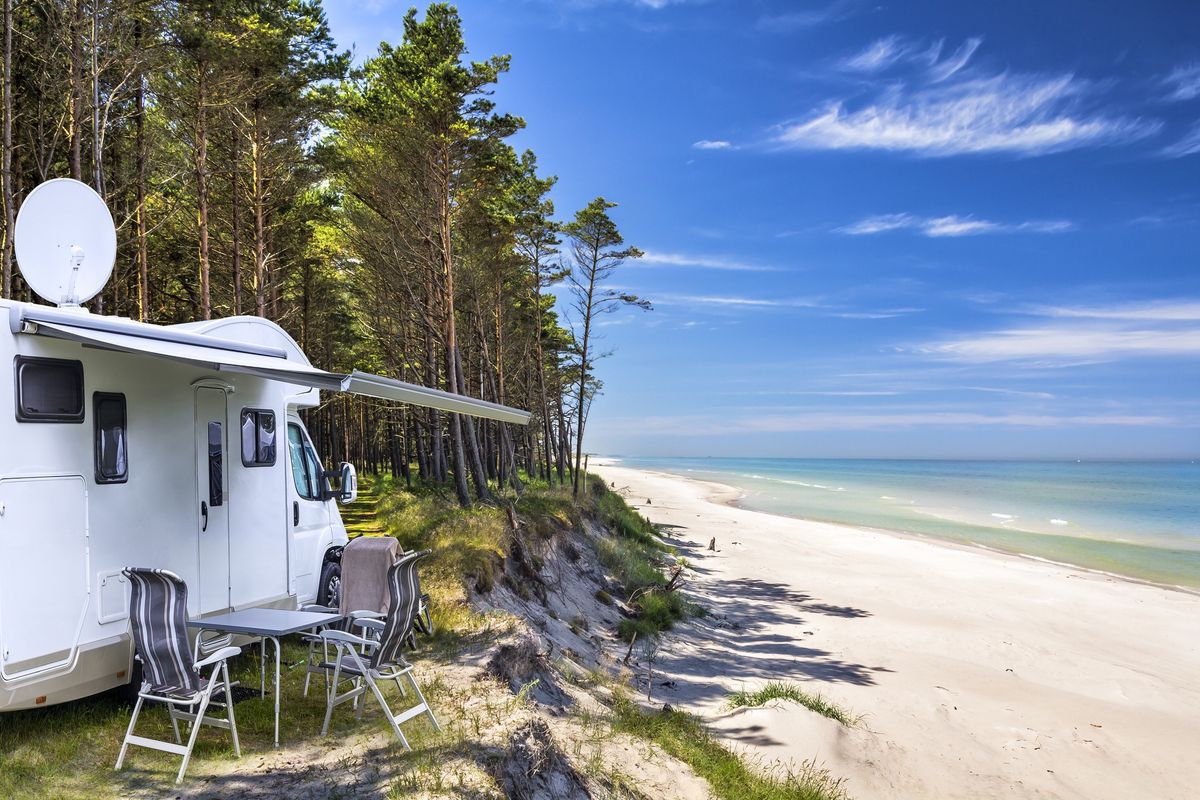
354;618;385;633
320;629;373;648
349;609;384;620
194;645;242;669
302;604;338;614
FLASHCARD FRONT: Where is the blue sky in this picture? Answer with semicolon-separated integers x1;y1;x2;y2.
325;0;1200;460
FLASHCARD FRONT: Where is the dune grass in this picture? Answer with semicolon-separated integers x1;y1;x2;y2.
727;682;859;727
610;692;848;800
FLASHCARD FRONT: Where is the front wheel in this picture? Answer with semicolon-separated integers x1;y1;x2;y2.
317;559;342;608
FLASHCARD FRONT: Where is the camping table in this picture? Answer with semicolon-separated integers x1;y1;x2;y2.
189;608;343;747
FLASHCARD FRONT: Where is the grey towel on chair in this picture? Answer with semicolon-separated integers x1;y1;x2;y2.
340;536;403;616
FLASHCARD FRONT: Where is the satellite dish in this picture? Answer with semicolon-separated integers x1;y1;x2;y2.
14;178;116;307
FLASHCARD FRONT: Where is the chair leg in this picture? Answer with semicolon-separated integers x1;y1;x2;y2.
366;674;410;749
223;662;241;758
169;705;182;744
407;672;441;733
114;695;145;770
321;659;344;736
176;691;212;784
303;638;315;697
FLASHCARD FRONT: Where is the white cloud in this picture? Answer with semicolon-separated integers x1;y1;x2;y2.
1028;300;1200;321
692;139;732;150
1163;122;1200;158
651;292;823;309
839;35;980;79
773;73;1158;157
837;213;915;234
1165;63;1200;101
838;213;1073;237
928;37;982;82
917;325;1200;363
639;250;780;271
841;35;908;72
923;215;1001;237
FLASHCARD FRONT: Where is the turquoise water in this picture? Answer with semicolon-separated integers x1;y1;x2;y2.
611;457;1200;589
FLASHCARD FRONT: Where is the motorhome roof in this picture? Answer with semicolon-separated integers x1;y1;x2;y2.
5;300;531;425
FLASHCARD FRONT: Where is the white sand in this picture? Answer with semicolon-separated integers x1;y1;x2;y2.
595;464;1200;800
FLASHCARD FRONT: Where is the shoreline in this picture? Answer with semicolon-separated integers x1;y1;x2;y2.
604;462;1200;597
594;462;1200;800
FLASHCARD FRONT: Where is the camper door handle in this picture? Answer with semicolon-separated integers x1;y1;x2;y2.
200;501;208;532
293;501;299;526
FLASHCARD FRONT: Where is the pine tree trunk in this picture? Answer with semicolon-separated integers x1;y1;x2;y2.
1;0;13;300
195;60;211;320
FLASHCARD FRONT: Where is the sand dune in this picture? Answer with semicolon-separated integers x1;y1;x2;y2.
596;463;1200;800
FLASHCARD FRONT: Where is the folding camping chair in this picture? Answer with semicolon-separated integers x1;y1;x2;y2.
115;568;242;784
315;550;441;748
302;536;432;699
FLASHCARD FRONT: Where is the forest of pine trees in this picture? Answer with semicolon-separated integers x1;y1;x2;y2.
0;1;647;506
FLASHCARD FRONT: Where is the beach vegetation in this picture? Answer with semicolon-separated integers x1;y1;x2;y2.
727;682;859;727
610;692;848;800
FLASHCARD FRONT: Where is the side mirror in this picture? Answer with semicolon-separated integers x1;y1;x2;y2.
338;462;358;505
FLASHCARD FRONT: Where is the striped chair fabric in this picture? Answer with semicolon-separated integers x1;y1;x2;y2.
317;550;441;747
124;568;200;695
115;567;242;783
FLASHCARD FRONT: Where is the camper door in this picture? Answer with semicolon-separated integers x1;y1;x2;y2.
195;387;231;613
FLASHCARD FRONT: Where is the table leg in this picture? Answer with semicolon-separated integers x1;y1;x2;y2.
260;638;266;698
271;635;281;748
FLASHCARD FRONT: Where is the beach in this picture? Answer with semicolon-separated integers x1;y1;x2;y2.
594;462;1200;800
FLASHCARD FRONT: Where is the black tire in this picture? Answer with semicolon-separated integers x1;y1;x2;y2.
113;658;142;706
317;559;342;608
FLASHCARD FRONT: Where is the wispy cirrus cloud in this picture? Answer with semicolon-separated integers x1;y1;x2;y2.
651;292;822;309
841;35;912;72
1164;63;1200;101
772;73;1159;157
914;300;1200;364
1028;300;1200;321
838;213;1074;237
1162;122;1200;157
692;139;732;150
755;0;854;33
839;35;981;81
639;250;779;271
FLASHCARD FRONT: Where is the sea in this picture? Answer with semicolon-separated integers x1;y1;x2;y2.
607;457;1200;591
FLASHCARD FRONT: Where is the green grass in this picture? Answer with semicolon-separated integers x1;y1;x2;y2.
581;479;694;641
610;692;848;800
727;682;859;727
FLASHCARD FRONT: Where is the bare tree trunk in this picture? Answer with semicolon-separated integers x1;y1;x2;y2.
195;60;211;319
135;46;149;320
69;0;83;180
573;266;597;498
1;0;13;299
252;99;267;317
455;345;492;502
230;126;243;315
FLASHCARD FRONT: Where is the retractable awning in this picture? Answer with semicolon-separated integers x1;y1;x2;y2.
12;306;530;425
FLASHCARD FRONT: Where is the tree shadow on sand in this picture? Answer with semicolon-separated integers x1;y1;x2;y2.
640;577;890;707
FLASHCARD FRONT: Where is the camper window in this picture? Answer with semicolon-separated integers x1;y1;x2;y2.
14;356;84;422
240;409;277;466
287;422;325;501
94;393;128;483
208;422;224;506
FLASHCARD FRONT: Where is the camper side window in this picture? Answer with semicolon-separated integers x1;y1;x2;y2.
14;356;84;422
287;422;324;501
240;409;277;466
93;393;128;484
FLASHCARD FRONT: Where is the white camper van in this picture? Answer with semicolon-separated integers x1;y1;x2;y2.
0;179;529;712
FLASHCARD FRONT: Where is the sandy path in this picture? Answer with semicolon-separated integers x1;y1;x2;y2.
595;463;1200;800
